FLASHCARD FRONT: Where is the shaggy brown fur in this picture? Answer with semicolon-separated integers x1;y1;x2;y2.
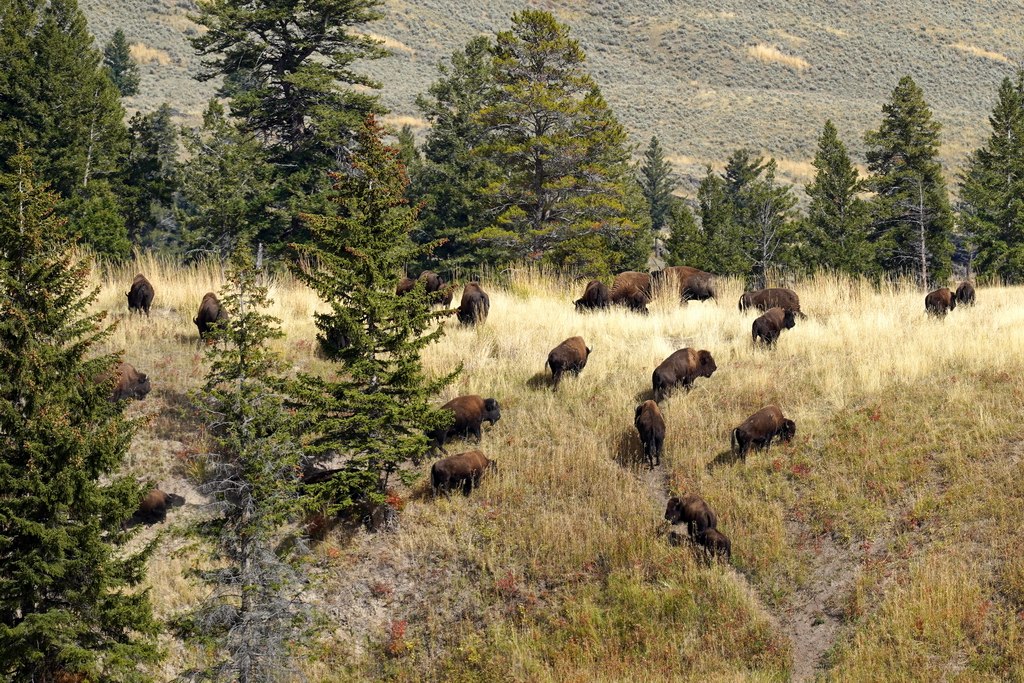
738;287;801;315
457;282;490;325
955;281;976;306
194;292;229;339
731;405;796;459
126;273;154;316
752;306;797;346
664;495;718;538
575;279;611;312
652;348;717;401
546;336;592;387
428;395;502;452
634;400;666;468
609;271;652;313
109;361;151;402
925;287;956;316
431;450;495;496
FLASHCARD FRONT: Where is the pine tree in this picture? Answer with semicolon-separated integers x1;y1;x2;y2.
474;10;648;275
126;103;180;249
802;120;874;276
0;149;159;680
743;159;799;289
103;28;140;97
695;165;735;273
663;196;708;267
865;76;954;285
183;247;309;682
959;74;1024;281
292;117;457;517
638;136;677;236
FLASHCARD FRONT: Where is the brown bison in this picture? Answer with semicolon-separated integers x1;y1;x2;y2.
664;494;718;538
652;266;717;302
457;282;490;325
126;273;154;316
609;271;652;313
194;292;229;339
397;271;449;304
108;361;151;402
431;450;496;496
925;287;956;316
575;279;611;312
418;270;445;294
955;281;975;306
428;395;501;452
634;400;665;468
546;336;591;387
738;287;802;315
695;528;731;561
130;488;185;525
395;276;416;295
731;405;796;459
752;307;797;346
652;348;717;401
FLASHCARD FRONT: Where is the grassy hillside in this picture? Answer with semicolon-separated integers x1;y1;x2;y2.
81;0;1024;188
96;255;1024;680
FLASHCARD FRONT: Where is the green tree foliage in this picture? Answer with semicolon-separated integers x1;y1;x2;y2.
638;135;677;234
663;196;706;267
959;74;1024;281
475;10;648;275
126;104;179;249
178;101;276;262
742;158;799;289
801;120;874;276
292;117;457;517
0;150;159;680
865;76;954;285
0;0;131;258
183;247;309;682
103;28;139;97
412;35;501;273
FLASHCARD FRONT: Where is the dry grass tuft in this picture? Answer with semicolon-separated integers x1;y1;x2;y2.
950;41;1011;63
130;42;173;66
746;43;811;71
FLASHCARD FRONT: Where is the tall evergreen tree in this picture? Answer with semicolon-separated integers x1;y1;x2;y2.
694;165;735;273
0;150;159;680
474;10;649;275
802;120;874;276
292;117;457;517
959;74;1024;281
663;196;706;267
126;104;179;249
103;28;140;97
743;158;799;289
638;136;677;235
183;247;309;682
865;76;954;285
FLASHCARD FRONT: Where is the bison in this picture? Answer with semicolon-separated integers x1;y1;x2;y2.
652;348;717;401
925;287;956;317
126;273;154;316
634;400;665;468
652;266;717;302
609;271;652;313
955;281;976;306
752;306;797;346
428;395;501;452
574;279;611;312
395;276;416;295
108;361;151;402
431;450;496;496
546;336;591;387
664;494;718;538
695;528;731;561
194;292;229;339
457;282;490;325
738;287;802;315
130;488;185;525
731;405;796;459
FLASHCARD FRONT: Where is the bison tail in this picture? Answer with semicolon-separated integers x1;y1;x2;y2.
430;464;441;494
731;428;740;453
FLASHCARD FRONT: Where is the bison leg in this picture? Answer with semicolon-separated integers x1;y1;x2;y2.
461;476;473;496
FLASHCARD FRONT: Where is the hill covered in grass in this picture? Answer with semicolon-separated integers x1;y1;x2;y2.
98;256;1024;679
82;0;1024;188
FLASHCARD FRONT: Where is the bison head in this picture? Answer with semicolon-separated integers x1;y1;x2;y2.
783;309;797;329
483;398;501;425
664;497;684;524
780;419;796;442
698;350;717;377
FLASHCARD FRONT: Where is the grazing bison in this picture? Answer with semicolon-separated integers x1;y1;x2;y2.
738;287;802;315
634;400;665;468
609;271;652;313
431;450;496;496
955;281;976;306
395;276;416;295
428;395;501;452
664;494;718;538
131;488;185;525
418;270;445;294
695;528;731;561
109;361;151;402
575;279;611;312
752;306;797;346
457;282;490;325
546;336;591;387
925;287;956;316
126;273;154;316
652;266;717;302
731;405;796;459
194;292;229;339
652;348;717;401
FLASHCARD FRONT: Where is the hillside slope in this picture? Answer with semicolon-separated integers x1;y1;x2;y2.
82;0;1024;188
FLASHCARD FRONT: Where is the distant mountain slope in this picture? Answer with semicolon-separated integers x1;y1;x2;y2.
82;0;1024;189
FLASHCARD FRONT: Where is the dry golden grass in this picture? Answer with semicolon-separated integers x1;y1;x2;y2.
89;256;1024;680
130;42;173;66
950;42;1011;64
746;44;810;71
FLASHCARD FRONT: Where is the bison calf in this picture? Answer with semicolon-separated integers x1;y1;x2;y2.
752;306;796;346
457;282;490;325
575;279;610;312
664;494;718;538
126;273;154;316
109;361;151;402
955;281;975;306
652;348;717;401
194;292;229;339
695;528;731;561
429;395;501;452
634;400;665;468
431;450;496;496
546;336;592;387
731;405;795;459
925;287;956;316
